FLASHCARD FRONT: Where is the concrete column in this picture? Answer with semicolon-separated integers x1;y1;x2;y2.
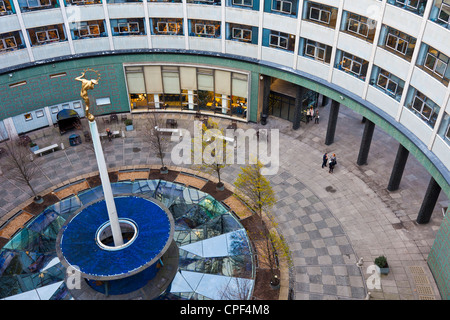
321;95;329;107
357;119;375;165
325;100;340;145
387;144;409;191
292;85;304;130
417;177;441;224
262;76;271;116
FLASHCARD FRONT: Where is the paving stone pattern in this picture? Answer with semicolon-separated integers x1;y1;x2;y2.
0;106;447;300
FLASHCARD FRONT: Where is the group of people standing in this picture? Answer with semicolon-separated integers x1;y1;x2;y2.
322;152;337;173
306;106;319;124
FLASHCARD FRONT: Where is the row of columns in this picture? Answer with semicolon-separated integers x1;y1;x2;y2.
260;79;442;224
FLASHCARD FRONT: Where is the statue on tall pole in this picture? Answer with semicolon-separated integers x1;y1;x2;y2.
75;68;101;122
75;69;124;247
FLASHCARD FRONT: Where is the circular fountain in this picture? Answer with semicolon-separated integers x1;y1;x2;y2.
55;194;179;299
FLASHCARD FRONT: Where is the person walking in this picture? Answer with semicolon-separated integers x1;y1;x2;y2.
322;153;328;168
329;153;337;173
314;109;320;124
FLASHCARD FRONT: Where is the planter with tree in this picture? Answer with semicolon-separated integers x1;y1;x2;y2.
234;161;291;289
125;119;134;131
374;255;389;275
146;113;169;174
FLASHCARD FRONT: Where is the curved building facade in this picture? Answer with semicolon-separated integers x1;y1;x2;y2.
0;0;449;298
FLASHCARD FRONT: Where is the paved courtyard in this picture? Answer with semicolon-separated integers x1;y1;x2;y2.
0;102;447;300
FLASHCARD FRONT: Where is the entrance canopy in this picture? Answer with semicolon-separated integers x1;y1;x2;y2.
56;109;81;134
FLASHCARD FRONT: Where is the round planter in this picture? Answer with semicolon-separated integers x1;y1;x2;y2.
216;182;224;191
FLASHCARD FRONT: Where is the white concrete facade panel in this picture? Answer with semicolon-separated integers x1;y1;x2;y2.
399;107;433;144
147;3;184;18
299;21;335;46
336;32;373;61
331;69;365;97
373;47;410;80
22;9;64;29
296;56;330;80
382;4;422;37
366;85;400;119
410;67;447;106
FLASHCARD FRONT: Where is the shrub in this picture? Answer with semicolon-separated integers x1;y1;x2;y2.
374;255;388;268
124;119;133;126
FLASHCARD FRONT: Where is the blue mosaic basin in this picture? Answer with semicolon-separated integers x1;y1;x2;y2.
58;195;173;280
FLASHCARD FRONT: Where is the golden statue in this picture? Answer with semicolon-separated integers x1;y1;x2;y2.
75;69;101;122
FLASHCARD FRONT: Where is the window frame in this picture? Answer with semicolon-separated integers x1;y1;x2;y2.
232;0;252;7
0;36;17;51
341;53;363;76
347;17;369;38
309;6;331;24
118;22;140;34
269;32;289;49
231;27;252;42
78;24;100;38
412;93;433;121
438;2;450;25
386;32;409;55
376;72;399;96
424;52;448;78
26;0;51;8
36;29;60;43
157;21;180;35
305;40;326;62
272;0;293;15
195;23;216;36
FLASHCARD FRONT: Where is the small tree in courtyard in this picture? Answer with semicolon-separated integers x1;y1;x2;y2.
1;138;44;203
145;112;170;174
234;160;289;287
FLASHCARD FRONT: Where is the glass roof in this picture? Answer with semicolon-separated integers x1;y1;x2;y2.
0;180;255;300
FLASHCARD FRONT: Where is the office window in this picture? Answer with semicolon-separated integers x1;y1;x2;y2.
416;43;450;85
0;0;15;15
66;0;101;5
272;0;292;14
335;51;369;80
430;1;450;29
71;20;107;40
151;18;183;36
342;11;376;42
232;0;252;7
107;0;142;2
190;20;221;38
386;0;427;16
379;25;416;61
186;0;221;5
370;67;404;100
17;0;59;12
405;88;440;128
226;23;257;44
111;19;146;36
0;31;25;53
303;1;338;28
264;30;295;52
301;39;332;64
28;24;67;46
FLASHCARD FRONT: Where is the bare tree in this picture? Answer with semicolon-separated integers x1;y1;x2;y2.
1;138;44;202
145;112;170;173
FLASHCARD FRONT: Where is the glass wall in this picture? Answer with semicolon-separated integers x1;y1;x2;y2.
189;19;221;38
416;42;450;86
429;0;450;29
437;112;450;145
0;0;16;15
70;20;107;40
262;28;295;52
302;1;338;29
404;86;440;128
369;66;405;101
340;11;376;43
0;31;26;53
299;38;332;64
225;23;258;45
124;65;249;119
150;18;184;36
110;18;146;36
386;0;427;16
335;50;369;81
378;25;417;61
17;0;59;12
27;24;67;46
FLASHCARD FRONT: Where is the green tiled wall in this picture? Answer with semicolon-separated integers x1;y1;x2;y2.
428;210;450;300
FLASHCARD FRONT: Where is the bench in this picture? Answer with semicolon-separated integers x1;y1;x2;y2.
99;130;120;139
156;128;183;137
33;144;59;157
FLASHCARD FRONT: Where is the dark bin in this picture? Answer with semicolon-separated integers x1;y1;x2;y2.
69;134;82;146
261;114;268;125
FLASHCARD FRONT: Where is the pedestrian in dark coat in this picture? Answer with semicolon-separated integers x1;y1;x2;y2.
322;153;328;168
